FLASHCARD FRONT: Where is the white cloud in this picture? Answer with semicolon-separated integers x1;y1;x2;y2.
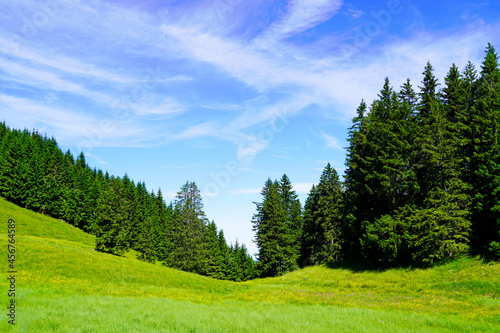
0;37;131;84
1;0;499;157
84;153;109;165
173;122;219;140
229;188;261;195
347;8;364;19
292;182;316;193
320;130;342;150
261;0;344;40
0;94;158;148
236;140;269;165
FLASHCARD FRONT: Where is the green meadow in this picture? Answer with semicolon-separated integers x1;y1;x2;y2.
1;197;499;332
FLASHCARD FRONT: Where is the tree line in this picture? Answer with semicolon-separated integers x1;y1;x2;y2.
0;127;255;281
252;44;500;276
1;43;499;280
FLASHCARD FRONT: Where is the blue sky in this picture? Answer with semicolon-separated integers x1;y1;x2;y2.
1;0;499;256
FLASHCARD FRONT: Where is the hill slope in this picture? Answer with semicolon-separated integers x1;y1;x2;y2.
1;197;499;332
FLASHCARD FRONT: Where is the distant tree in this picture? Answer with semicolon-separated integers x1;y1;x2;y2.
165;181;210;275
217;229;235;280
236;243;256;281
205;221;225;279
152;189;173;263
277;174;302;271
252;179;286;277
95;177;132;255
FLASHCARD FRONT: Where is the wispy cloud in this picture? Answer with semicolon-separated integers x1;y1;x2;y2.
1;0;499;161
320;130;342;150
85;153;109;165
260;0;343;40
173;122;219;140
292;182;316;193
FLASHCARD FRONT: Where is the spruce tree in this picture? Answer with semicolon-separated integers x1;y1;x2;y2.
343;100;369;258
205;221;225;279
471;44;500;255
302;164;344;265
277;174;302;271
411;99;471;265
217;229;235;280
252;179;286;277
95;177;132;255
418;61;440;120
166;181;210;275
0;130;24;204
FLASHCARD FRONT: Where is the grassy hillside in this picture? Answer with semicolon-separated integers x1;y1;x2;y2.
1;197;499;332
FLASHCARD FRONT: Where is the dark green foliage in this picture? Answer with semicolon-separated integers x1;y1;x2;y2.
252;175;302;277
95;177;132;255
341;48;500;267
301;164;343;266
165;181;210;275
412;87;471;265
362;211;408;266
469;44;500;255
204;221;225;280
343;100;369;257
0;125;252;280
253;179;286;277
409;189;470;265
277;174;302;272
2;43;500;277
418;61;440;120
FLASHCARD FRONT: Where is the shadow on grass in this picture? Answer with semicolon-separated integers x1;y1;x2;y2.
325;258;436;273
325;254;495;273
325;258;389;273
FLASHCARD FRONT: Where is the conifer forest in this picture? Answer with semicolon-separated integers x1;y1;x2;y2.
1;43;500;279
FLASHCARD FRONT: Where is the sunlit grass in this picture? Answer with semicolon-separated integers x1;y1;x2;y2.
1;197;499;332
5;288;498;333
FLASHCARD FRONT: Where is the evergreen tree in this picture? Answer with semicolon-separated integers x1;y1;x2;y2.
217;229;235;280
0;130;24;204
343;100;369;257
411;99;471;265
205;221;225;279
470;44;500;255
95;177;132;255
301;184;318;267
252;179;287;277
277;174;302;271
237;243;256;281
137;216;158;263
152;189;173;263
302;164;343;265
418;61;440;120
166;181;210;275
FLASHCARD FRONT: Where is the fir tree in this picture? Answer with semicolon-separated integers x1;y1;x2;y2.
302;164;344;265
166;181;210;275
95;177;132;255
471;44;500;254
277;174;302;271
205;221;225;279
418;61;440;120
411;99;471;265
252;179;286;277
343;100;369;257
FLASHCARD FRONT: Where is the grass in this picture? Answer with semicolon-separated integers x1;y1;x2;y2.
0;197;499;332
